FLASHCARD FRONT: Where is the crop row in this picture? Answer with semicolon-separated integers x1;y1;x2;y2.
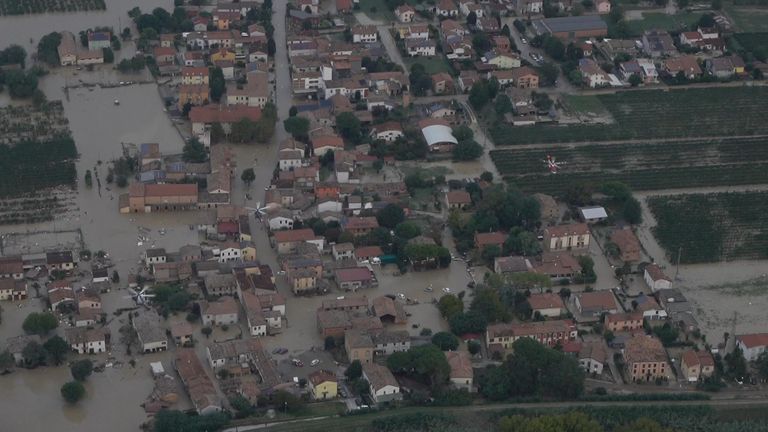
503;163;768;194
649;192;768;263
492;136;768;177
491;87;768;145
0;0;105;15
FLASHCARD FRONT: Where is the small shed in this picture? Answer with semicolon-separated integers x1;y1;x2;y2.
579;206;608;223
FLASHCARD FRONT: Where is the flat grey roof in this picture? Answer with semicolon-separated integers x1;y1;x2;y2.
536;15;608;34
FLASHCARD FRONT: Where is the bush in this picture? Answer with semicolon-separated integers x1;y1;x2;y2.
60;381;86;404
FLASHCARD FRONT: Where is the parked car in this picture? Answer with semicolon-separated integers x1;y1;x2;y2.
311;359;320;366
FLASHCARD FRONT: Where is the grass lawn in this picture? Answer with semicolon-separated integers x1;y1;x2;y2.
626;12;704;35
724;4;768;32
561;95;609;116
404;56;453;74
358;0;394;21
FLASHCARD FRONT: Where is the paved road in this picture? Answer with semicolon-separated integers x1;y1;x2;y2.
376;24;409;78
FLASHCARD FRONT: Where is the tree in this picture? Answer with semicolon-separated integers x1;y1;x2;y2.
23;312;58;336
32;89;47;108
61;381;86;404
84;170;93;187
539;62;559;87
154;410;230;432
0;350;14;371
336;112;362;143
725;348;747;379
757;352;768;380
71;359;94;381
622;197;642;224
449;311;488;335
472;33;491;53
470;286;509;323
230;118;259;143
345;360;362;380
377;204;405;228
431;332;460;351
386;344;450;387
283;116;310;139
37;32;63;66
395;221;421;239
103;47;115;63
467;11;477;26
469;82;490;109
241;168;256;185
209;67;225;102
468;340;481;355
289;106;298;117
453;140;483;161
494;94;513;115
409;63;433;96
182;138;206;163
438;294;464;319
201;326;212;338
22;341;46;368
628;73;642;87
0;45;27;68
615;418;673;432
230;394;255;418
5;70;39;98
112;270;120;283
43;336;69;366
267;38;276;56
116;175;128;188
711;0;722;9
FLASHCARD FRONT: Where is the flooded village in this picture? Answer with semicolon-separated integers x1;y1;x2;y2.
2;0;768;431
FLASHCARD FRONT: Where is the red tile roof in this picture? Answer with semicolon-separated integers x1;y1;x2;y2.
545;223;589;238
273;228;316;243
527;293;565;311
644;264;670;282
475;231;506;247
737;333;768;349
335;267;374;283
446;190;471;205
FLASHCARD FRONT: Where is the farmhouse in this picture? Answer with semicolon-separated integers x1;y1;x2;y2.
363;363;402;403
544;223;590;251
446;350;474;391
736;333;768;361
526;293;566;318
623;334;670;382
681;349;715;382
644;264;671;292
575;290;619;317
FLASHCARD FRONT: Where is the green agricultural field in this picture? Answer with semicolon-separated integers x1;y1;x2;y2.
561;94;609;116
0;0;105;15
490;87;768;145
491;136;768;193
725;4;768;32
648;192;768;263
626;12;704;35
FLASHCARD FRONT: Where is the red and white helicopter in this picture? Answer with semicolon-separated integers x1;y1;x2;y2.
543;154;566;174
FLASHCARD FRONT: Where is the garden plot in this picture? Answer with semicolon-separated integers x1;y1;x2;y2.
491;136;768;193
648;191;768;263
490;87;768;145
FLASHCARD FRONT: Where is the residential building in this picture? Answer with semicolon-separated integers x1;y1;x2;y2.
494;256;532;275
663;55;702;79
123;183;199;213
46;251;75;271
272;228;317;254
486;319;577;350
342;217;379;237
371;122;404;142
446;190;471;209
356;246;384;262
406;39;437;56
681;349;715;382
371;296;407;324
642;30;676;57
736;333;768;361
175;349;222;415
446;350;474;391
526;293;566;318
575;290;619;317
200;296;239;326
579;58;610;88
395;4;416;22
58;31;78;66
475;231;506;252
204;273;238;296
335;267;377;291
345;329;375;364
623;335;670;382
0;255;24;280
544;223;590;251
133;311;168;353
352;25;378;43
144;248;167;266
610;228;641;263
332;243;356;261
181;66;210;85
511;66;540;88
534;252;582;280
579;341;606;374
0;279;26;301
484;50;520;69
178;84;210;110
605;311;644;333
363;362;402;403
644;264;671;292
308;370;338;400
65;327;109;354
171;322;195;346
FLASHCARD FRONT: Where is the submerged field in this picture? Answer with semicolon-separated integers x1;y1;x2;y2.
648;192;768;263
491;136;768;193
490;87;768;145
